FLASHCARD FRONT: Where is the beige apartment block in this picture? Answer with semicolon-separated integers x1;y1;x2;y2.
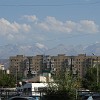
73;54;100;78
25;55;44;78
9;54;100;79
9;55;27;78
51;54;69;75
73;54;86;78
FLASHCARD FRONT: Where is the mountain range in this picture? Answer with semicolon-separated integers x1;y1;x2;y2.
0;43;100;59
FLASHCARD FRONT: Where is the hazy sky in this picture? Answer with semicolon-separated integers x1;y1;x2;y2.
0;0;100;49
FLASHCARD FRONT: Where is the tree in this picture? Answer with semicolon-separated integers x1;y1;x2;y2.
82;65;100;91
0;70;16;88
44;70;81;100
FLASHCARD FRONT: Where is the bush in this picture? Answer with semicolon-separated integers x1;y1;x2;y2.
43;90;75;100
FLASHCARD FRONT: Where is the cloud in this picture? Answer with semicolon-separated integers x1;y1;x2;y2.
22;15;38;22
21;15;99;34
38;16;70;32
0;16;99;45
37;16;99;34
77;20;99;33
0;18;31;40
0;18;19;35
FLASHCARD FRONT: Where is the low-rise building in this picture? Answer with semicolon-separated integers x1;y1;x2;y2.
0;64;10;74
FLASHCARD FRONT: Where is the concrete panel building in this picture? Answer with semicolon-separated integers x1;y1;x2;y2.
9;54;100;79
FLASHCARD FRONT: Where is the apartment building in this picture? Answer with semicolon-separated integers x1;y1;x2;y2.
9;54;100;79
73;54;86;77
51;54;68;75
74;54;100;77
9;55;27;78
43;55;55;74
25;55;44;78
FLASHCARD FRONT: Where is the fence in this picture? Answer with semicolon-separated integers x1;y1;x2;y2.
0;90;44;100
1;89;100;100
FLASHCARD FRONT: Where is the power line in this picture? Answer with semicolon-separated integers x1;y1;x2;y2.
0;1;100;7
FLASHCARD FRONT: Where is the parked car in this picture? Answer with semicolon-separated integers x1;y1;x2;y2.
87;96;93;100
82;93;100;100
8;96;36;100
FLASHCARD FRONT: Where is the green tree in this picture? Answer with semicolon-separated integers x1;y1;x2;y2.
0;70;16;88
82;65;100;91
45;70;81;100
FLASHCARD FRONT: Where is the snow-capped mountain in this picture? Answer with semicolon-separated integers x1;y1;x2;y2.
45;44;85;56
45;44;69;55
0;44;48;59
0;43;100;59
84;43;100;55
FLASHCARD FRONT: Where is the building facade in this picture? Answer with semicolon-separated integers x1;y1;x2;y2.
25;55;44;78
9;54;100;79
0;64;10;74
9;55;27;79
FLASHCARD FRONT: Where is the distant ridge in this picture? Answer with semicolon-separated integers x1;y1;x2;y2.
0;43;100;59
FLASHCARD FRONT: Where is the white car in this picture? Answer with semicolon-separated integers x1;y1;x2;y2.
87;96;93;100
82;93;100;100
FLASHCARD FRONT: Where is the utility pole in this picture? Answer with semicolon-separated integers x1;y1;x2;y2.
16;66;18;87
96;57;99;86
70;56;73;75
